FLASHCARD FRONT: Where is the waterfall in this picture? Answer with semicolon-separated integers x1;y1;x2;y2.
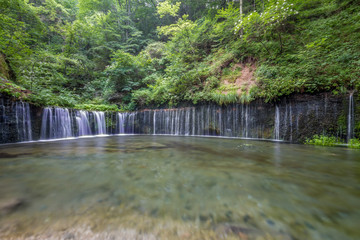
14;102;32;141
218;107;222;136
41;107;73;139
153;111;156;135
121;105;267;138
129;113;135;133
275;105;281;140
76;110;92;136
117;113;126;134
185;108;191;135
93;111;106;135
192;108;195;135
4;101;342;142
2;93;357;144
244;105;249;138
347;92;355;142
40;108;52;139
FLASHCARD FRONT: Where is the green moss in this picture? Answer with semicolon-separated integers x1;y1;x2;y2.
210;91;239;105
74;104;120;112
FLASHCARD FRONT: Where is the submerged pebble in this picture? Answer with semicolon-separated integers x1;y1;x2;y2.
304;221;316;230
0;198;25;215
266;219;275;226
63;232;75;240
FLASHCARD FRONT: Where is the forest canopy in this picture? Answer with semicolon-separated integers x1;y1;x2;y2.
0;0;359;110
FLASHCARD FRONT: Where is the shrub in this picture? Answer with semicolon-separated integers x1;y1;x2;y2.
305;134;342;146
74;104;119;112
349;139;360;149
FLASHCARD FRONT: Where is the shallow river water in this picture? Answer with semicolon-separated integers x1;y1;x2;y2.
0;135;359;239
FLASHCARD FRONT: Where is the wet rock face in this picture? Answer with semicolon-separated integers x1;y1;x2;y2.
0;94;42;144
133;93;356;142
273;93;350;142
0;92;358;144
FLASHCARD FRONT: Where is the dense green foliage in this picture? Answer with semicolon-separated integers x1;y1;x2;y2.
0;0;359;109
74;103;120;112
305;134;342;146
305;134;360;149
130;0;360;107
349;138;360;149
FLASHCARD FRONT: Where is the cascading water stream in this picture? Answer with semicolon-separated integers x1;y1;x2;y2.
41;108;73;139
185;108;191;136
117;113;126;134
125;105;264;137
14;102;32;141
153;111;156;135
274;105;280;140
76;110;92;136
93;111;106;135
347;92;355;142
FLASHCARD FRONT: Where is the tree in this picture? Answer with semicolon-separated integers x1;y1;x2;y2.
234;0;298;55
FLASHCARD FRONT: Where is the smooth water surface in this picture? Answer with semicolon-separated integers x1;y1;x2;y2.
0;136;359;239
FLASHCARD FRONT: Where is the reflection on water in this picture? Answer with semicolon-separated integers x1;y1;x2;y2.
0;136;359;239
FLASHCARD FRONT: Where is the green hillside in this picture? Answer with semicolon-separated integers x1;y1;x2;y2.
1;0;359;110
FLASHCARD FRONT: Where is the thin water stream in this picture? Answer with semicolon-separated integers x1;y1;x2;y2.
0;135;359;239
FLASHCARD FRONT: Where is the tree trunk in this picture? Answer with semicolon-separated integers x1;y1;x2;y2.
125;0;131;40
278;32;283;54
240;0;243;16
240;0;243;37
262;0;265;12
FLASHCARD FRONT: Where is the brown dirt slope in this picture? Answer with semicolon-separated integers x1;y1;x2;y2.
221;63;257;95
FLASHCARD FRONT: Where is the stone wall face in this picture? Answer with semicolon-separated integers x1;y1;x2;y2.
130;93;357;143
